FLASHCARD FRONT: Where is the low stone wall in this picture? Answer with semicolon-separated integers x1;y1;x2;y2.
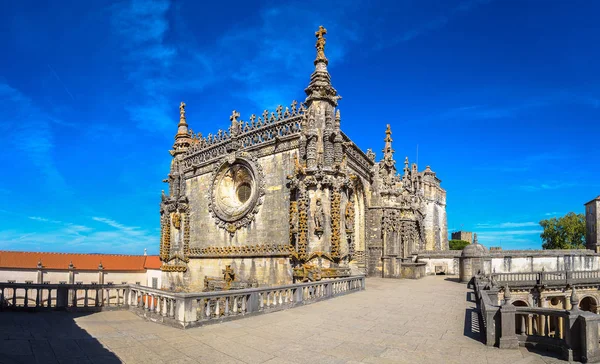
489;250;600;274
400;262;426;279
0;276;366;329
473;275;600;362
415;251;461;275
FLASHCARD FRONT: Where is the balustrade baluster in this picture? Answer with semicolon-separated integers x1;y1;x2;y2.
215;299;220;317
205;299;211;318
225;297;230;316
242;295;247;312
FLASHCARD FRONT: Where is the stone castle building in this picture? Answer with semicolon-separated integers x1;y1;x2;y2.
159;26;447;291
451;231;473;243
586;196;600;252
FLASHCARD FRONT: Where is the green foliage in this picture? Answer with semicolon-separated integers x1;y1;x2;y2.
449;240;470;250
540;212;586;250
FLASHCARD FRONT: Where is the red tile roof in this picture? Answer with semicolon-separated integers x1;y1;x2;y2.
0;251;162;271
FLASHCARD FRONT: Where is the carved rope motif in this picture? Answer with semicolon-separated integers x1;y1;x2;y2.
330;188;342;259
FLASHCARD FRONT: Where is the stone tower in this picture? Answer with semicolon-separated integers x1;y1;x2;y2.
586;196;600;252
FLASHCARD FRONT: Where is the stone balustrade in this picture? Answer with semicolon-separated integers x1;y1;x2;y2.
0;276;365;330
132;276;365;328
492;270;600;287
0;282;129;310
473;276;600;362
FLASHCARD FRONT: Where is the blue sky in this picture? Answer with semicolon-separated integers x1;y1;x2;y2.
0;0;598;254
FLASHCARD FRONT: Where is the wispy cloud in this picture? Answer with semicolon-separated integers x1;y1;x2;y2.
518;182;577;192
110;0;214;131
0;215;155;254
473;151;575;173
477;221;539;228
443;91;600;122
110;0;364;130
374;0;492;50
0;83;69;193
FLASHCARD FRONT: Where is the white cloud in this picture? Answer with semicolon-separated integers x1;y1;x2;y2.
477;221;539;228
0;215;155;254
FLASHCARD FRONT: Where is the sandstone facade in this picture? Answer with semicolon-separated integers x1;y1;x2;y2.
158;27;447;291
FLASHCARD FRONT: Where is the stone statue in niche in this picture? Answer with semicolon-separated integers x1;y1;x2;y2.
345;200;354;233
172;212;181;229
314;198;324;236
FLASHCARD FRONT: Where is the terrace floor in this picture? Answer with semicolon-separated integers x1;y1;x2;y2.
0;276;567;363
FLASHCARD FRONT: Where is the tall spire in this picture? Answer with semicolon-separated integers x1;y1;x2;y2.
305;25;340;106
173;101;192;153
381;124;396;169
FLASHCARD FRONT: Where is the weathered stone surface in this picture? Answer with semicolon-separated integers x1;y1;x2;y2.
158;27;447;290
0;277;568;363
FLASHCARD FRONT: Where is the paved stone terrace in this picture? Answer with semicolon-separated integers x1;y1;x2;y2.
0;276;567;363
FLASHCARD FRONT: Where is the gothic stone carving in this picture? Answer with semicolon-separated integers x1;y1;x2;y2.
208;152;265;235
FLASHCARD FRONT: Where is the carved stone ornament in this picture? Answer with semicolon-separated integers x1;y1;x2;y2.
209;153;265;235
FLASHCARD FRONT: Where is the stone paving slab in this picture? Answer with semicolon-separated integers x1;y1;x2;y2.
0;276;570;363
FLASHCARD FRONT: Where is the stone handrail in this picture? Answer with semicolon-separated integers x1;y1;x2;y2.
0;282;129;310
491;270;600;288
130;275;366;328
473;276;600;362
1;276;366;329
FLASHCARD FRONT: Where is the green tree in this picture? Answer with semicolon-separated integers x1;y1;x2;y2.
540;212;586;249
449;240;470;250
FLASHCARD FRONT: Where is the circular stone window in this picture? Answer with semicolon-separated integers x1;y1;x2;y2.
211;159;262;224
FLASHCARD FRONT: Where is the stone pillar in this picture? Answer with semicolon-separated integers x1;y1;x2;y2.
98;262;104;305
36;260;43;284
580;312;600;363
499;287;519;349
68;261;75;305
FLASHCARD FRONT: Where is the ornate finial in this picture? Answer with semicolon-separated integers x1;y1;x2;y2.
230;110;240;123
69;260;73;269
37;259;42;269
504;286;512;303
179;102;186;124
366;148;375;162
315;25;328;65
570;286;580;309
98;261;103;270
474;233;479;245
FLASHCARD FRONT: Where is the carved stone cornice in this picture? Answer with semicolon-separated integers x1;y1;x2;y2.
187;244;294;258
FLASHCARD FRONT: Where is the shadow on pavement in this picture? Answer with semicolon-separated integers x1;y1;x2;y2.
463;308;485;344
0;311;121;364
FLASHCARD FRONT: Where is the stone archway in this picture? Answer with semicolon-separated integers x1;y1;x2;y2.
580;296;598;314
512;300;529;335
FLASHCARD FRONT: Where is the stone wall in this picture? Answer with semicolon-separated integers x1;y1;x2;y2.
586;197;600;252
489;250;600;273
187;150;296;250
416;251;461;275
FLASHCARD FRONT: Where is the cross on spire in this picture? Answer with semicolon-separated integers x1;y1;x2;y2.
315;25;327;39
230;110;240;123
314;25;328;65
179;102;186;124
